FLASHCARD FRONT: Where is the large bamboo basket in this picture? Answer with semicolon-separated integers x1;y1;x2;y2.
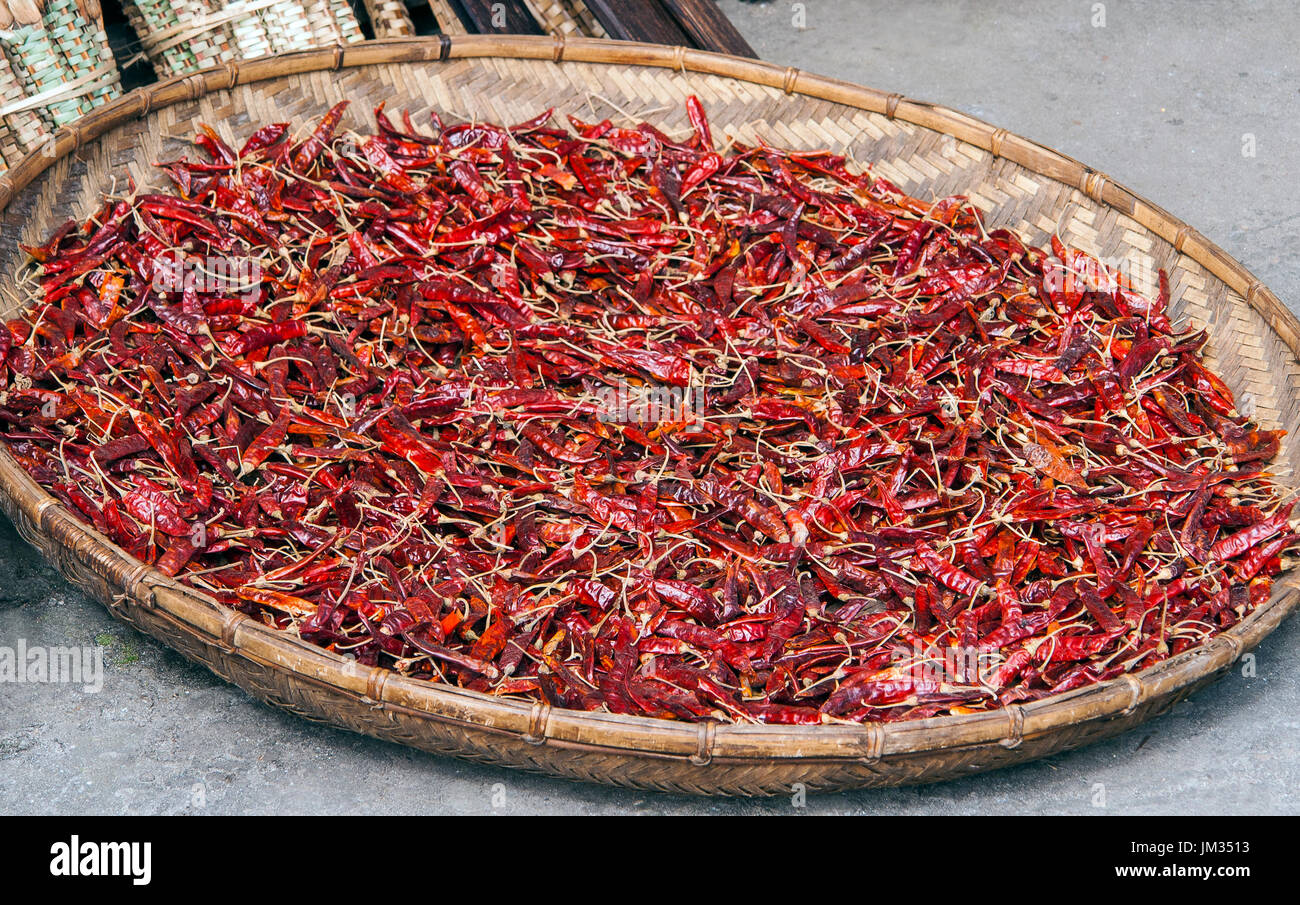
2;37;1298;796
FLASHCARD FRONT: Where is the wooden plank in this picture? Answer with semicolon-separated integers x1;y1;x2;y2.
659;0;757;57
451;0;545;34
583;0;692;46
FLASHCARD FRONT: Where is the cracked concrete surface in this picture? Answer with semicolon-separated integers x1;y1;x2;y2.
2;0;1298;814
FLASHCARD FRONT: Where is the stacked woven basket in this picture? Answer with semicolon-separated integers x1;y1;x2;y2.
0;0;627;174
118;0;611;79
121;0;370;78
0;0;121;172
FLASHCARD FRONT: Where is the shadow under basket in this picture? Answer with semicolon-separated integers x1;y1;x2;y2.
1;36;1298;796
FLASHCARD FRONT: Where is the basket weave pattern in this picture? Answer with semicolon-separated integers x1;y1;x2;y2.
0;0;122;172
525;0;608;37
362;0;415;37
0;38;1296;795
123;0;367;79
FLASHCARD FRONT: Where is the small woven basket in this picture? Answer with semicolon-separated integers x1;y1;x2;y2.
0;0;122;173
524;0;607;37
362;0;414;37
0;37;1297;795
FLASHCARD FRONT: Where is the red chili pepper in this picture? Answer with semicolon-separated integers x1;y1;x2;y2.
226;321;306;356
4;98;1293;726
293;101;348;172
915;543;986;598
241;408;291;475
1210;505;1293;562
122;480;193;537
685;95;714;149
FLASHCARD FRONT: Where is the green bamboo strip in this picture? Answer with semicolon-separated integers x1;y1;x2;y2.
195;0;243;67
42;0;122;116
77;13;122;108
41;3;94;117
0;33;48;154
0;22;84;126
229;2;274;61
118;1;163;78
328;0;366;43
0;49;50;170
126;0;199;76
188;1;236;69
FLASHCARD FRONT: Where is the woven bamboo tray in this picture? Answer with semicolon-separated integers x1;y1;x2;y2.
2;37;1298;796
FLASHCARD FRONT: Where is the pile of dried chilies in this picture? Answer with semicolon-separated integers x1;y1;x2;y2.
2;98;1296;724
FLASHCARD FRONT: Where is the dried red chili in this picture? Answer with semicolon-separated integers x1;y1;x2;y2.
2;98;1295;725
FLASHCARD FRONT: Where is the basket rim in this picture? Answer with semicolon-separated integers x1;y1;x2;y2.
1;35;1298;766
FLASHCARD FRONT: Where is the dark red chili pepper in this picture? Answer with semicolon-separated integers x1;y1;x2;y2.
3;98;1293;727
293;101;348;173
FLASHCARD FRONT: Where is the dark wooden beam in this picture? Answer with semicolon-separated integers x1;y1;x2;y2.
450;0;544;34
659;0;757;57
583;0;692;46
445;0;756;58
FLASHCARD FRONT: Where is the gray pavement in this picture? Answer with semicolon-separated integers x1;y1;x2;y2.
3;0;1298;814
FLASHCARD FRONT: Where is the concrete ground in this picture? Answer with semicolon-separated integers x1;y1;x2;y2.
3;0;1298;814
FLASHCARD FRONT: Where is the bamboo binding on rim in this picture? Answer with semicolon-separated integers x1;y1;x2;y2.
1;36;1297;796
